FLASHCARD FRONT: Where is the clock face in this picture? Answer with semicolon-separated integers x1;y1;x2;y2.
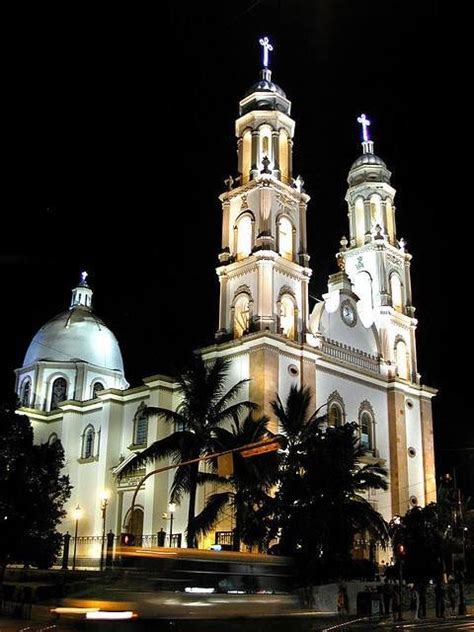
341;300;356;326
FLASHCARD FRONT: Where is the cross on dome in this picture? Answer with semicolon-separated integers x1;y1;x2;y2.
80;270;88;284
259;36;273;68
357;114;371;142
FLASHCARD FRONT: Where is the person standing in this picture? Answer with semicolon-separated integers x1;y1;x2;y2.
382;579;392;616
446;578;456;615
435;580;445;618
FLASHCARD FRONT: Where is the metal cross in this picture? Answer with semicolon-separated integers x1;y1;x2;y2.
81;271;88;283
357;113;371;142
259;36;273;68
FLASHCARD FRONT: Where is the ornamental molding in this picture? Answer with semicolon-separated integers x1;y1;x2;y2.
276;285;297;302
327;389;346;418
358;399;376;421
231;284;254;306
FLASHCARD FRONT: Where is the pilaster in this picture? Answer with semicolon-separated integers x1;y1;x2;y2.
387;387;409;515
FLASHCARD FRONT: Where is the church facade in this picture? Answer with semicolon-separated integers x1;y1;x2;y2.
15;44;436;557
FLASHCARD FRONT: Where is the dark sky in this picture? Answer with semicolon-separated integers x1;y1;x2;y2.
3;2;471;492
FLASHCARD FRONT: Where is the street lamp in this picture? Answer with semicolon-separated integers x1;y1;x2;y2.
99;490;109;572
72;504;82;571
168;503;176;547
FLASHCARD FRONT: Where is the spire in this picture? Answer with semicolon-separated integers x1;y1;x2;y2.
70;271;93;310
357;113;375;155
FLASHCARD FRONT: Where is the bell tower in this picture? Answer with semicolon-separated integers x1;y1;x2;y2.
215;38;312;345
341;115;418;384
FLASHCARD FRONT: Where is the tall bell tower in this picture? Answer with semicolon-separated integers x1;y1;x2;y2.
341;115;418;384
216;38;311;345
340;116;437;512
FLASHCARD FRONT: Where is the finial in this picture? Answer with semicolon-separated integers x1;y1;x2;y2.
294;175;304;192
357;114;371;142
224;174;234;191
336;254;346;271
399;237;407;252
339;236;348;251
373;224;383;240
259;36;273;68
357;113;374;155
261;155;271;174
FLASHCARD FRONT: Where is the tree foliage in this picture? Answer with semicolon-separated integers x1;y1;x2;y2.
270;385;389;582
0;401;71;575
193;413;279;550
119;355;256;547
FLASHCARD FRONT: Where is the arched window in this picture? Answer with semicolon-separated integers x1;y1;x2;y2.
242;130;252;183
236;214;252;260
47;432;58;444
92;381;104;399
233;293;250;338
359;411;373;450
328;403;343;427
82;425;95;459
20;378;31;407
354;197;365;246
50;377;67;410
395;338;409;380
279;129;289;182
354;271;374;327
278;217;293;261
390;273;403;312
280;294;295;340
370;194;382;227
133;411;148;447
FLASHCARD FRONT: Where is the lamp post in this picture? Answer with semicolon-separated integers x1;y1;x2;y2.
168;503;176;547
72;504;82;571
99;491;109;572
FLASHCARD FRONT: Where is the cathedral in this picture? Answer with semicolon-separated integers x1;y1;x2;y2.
15;40;436;558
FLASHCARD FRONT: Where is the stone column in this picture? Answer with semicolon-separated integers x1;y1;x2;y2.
387;387;409;516
249;343;279;433
420;394;437;504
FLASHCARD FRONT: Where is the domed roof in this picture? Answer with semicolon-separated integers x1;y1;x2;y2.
244;78;287;99
350;152;386;170
23;306;125;372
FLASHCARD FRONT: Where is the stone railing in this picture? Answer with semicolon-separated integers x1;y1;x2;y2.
320;338;381;374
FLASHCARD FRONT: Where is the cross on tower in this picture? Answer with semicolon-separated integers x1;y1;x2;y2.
259;36;273;68
357;114;371;142
81;271;88;284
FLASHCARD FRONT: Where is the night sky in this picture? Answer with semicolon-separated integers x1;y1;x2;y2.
4;2;470;492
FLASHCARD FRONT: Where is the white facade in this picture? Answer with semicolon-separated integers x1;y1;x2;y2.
16;59;436;556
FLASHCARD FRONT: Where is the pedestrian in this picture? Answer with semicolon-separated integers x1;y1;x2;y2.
382;579;392;616
446;578;456;615
416;581;426;618
337;583;349;615
392;585;400;621
409;584;419;619
434;579;445;618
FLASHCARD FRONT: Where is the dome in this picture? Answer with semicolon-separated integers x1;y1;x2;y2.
23;306;125;373
244;78;287;99
350;153;386;170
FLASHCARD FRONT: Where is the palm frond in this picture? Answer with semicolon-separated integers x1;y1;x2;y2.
144;406;187;427
192;491;233;537
117;432;197;479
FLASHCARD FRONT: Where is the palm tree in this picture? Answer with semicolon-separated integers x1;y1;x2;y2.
192;413;279;551
119;355;256;548
271;385;388;578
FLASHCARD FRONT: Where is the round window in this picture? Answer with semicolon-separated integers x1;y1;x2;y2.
406;399;414;409
409;495;418;507
288;364;299;377
408;447;416;458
